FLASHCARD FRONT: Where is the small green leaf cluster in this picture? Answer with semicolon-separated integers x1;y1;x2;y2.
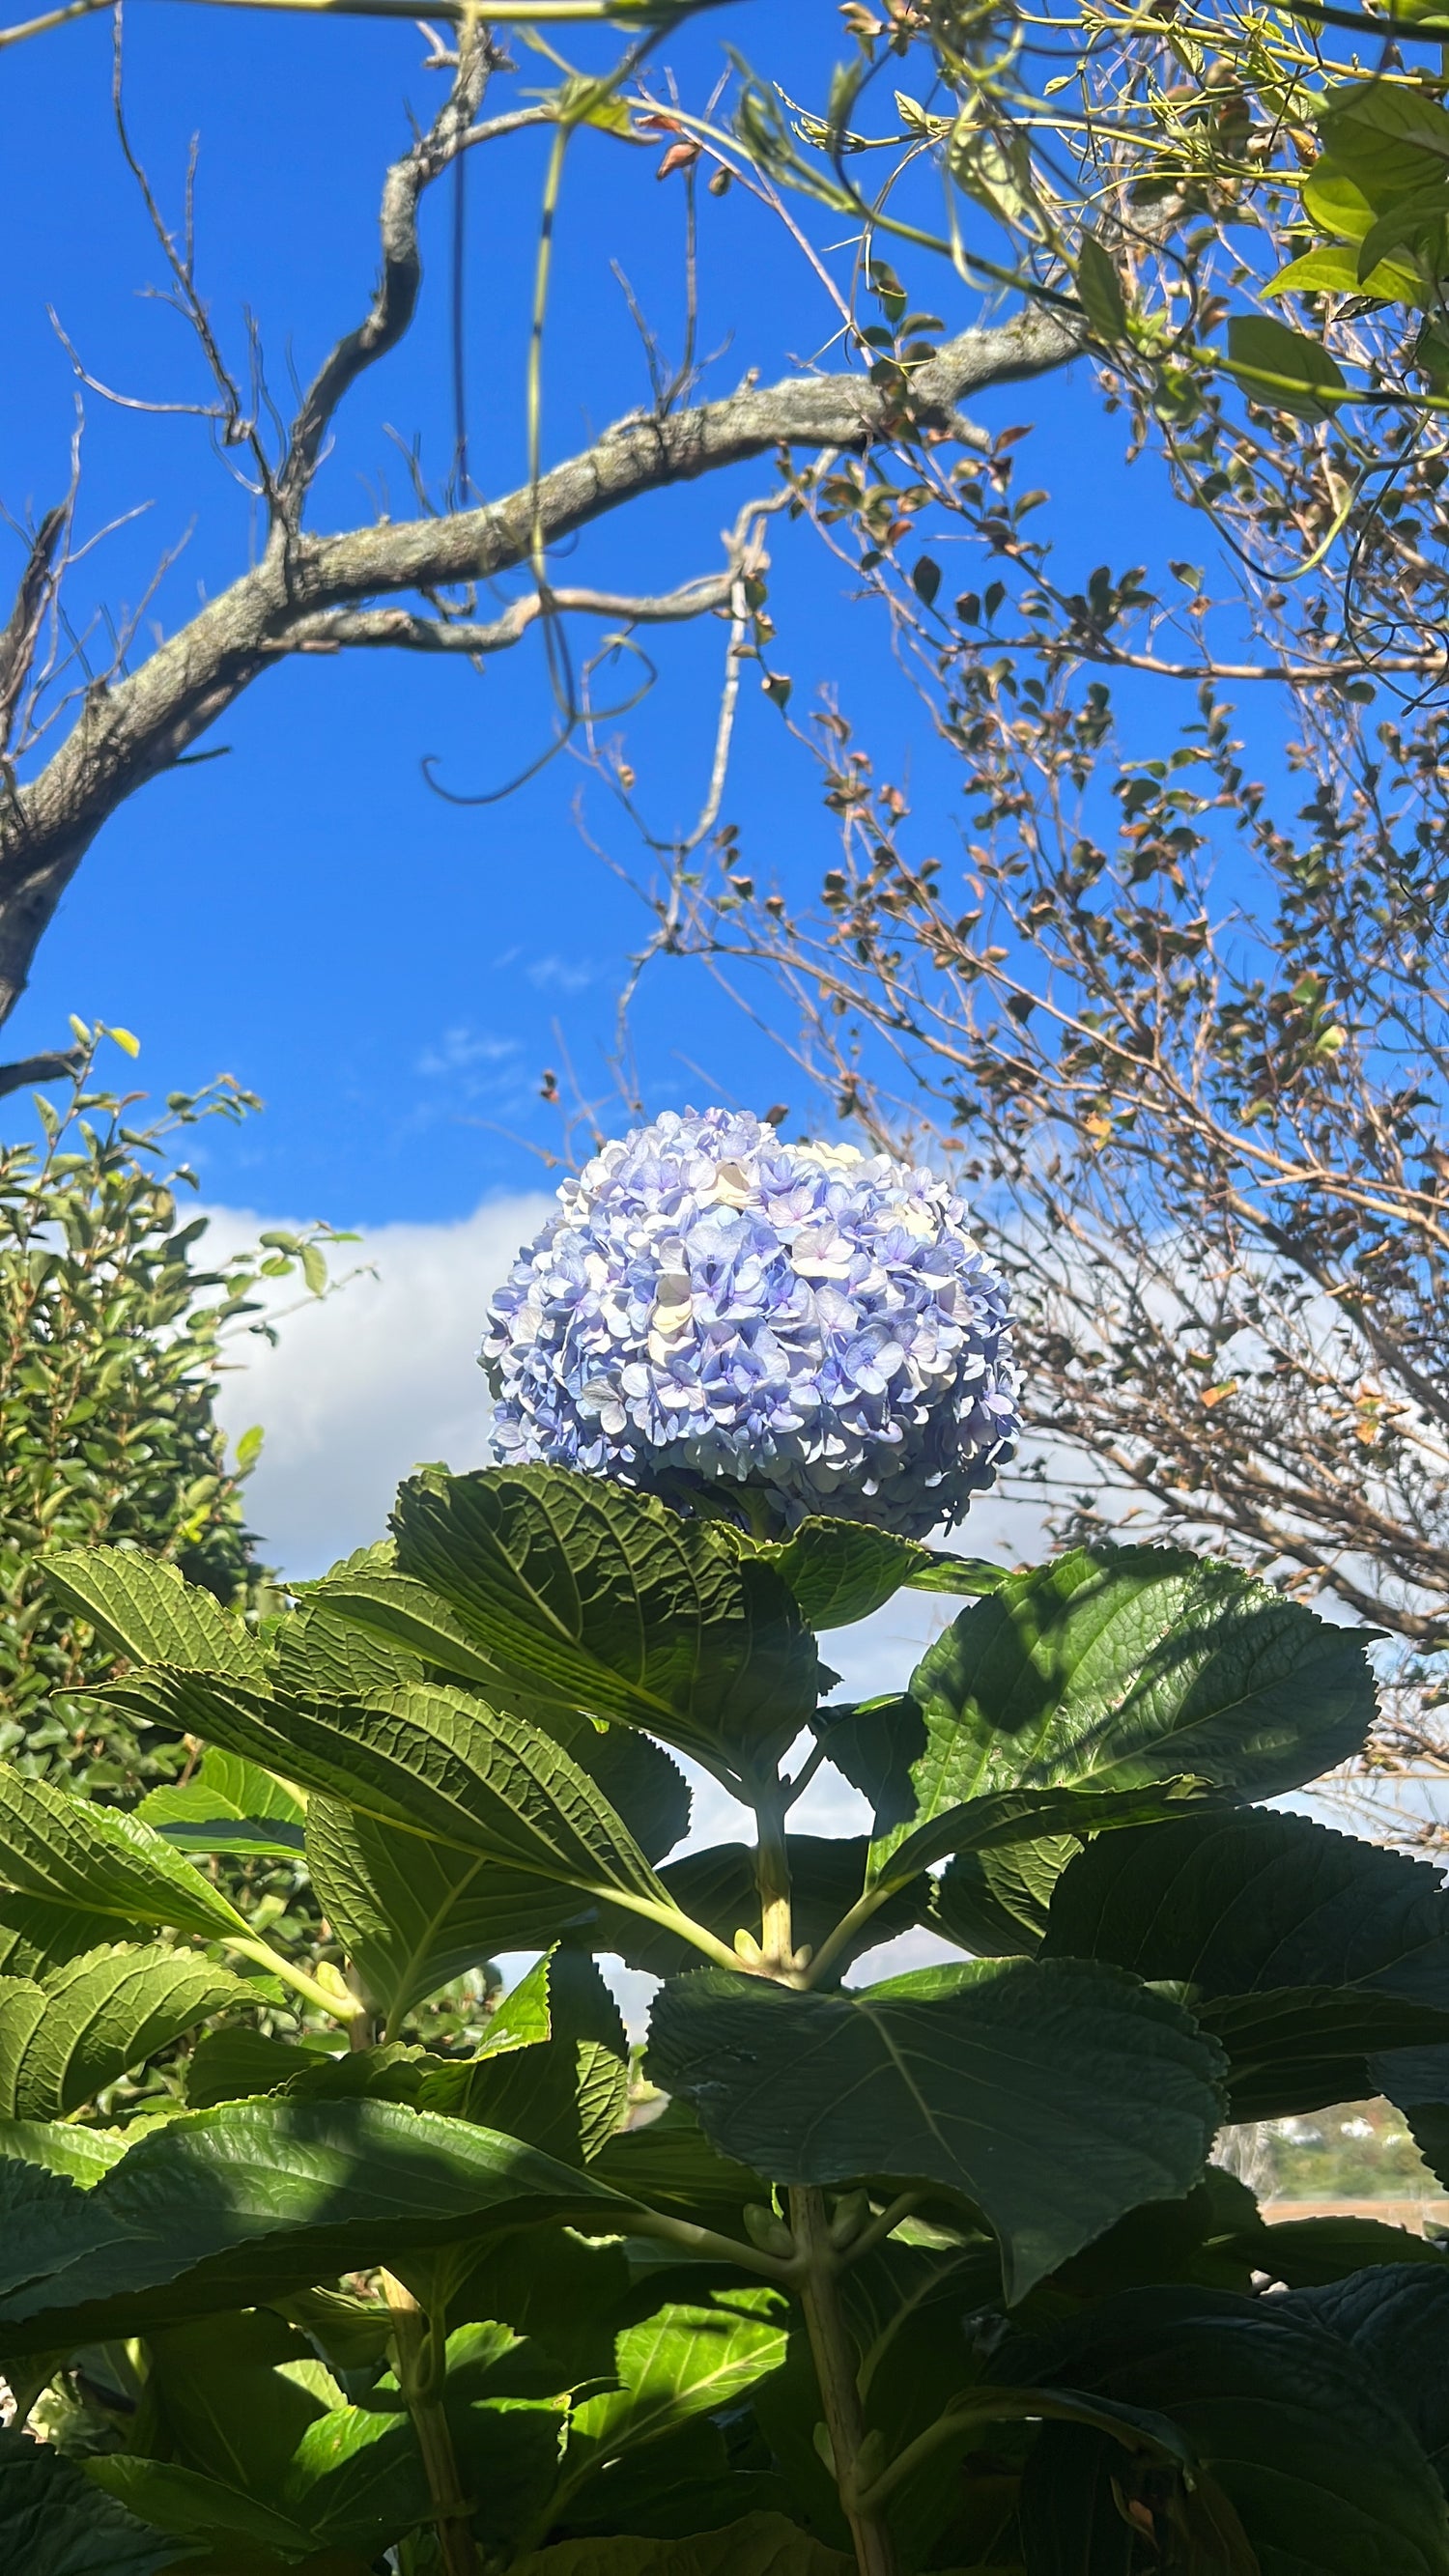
1;1467;1447;2572
0;1045;341;1798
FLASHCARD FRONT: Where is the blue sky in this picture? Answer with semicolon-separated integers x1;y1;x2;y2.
0;0;1232;1231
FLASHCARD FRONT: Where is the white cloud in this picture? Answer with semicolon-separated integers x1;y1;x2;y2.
209;1194;552;1580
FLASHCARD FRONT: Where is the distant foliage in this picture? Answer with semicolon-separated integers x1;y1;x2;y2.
0;1030;337;1796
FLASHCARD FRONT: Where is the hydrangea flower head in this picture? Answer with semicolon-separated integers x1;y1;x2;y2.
481;1108;1019;1538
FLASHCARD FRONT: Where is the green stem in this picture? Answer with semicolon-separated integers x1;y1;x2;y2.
802;1883;891;1991
383;2270;480;2576
789;2187;899;2576
595;1886;755;1977
222;1934;367;2024
854;2386;1189;2519
621;2202;798;2286
753;1791;794;1974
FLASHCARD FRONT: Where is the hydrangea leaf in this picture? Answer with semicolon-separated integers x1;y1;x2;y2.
1044;1809;1449;2003
295;1566;696;1860
838;1550;1375;1870
1006;2285;1449;2575
99;1669;670;1912
507;2510;853;2575
0;2431;186;2576
648;1960;1225;2302
930;1828;1081;1955
43;1546;267;1682
0;1944;252;2120
1282;2264;1449;2491
184;2024;323;2109
137;1748;307;1860
0;1767;248;1946
558;2289;789;2516
304;1795;590;2030
419;1948;629;2165
389;1466;818;1779
590;2098;766;2225
1198;1988;1449;2125
1046;1809;1449;2122
0;2096;632;2357
270;1599;424;1698
81;2457;318;2559
747;1519;929;1629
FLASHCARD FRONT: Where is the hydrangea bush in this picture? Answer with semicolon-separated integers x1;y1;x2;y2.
482;1108;1019;1538
8;1111;1449;2576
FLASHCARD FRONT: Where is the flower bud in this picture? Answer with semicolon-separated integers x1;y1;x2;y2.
743;2201;796;2258
828;2190;870;2250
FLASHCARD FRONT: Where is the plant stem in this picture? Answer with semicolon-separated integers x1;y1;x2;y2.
789;2186;899;2576
382;2269;480;2576
754;1788;794;1973
222;1932;367;2025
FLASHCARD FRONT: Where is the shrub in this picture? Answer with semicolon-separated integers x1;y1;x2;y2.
0;1481;1442;2573
0;1031;337;1797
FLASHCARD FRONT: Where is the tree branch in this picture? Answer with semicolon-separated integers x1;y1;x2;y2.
278;572;737;656
0;304;1077;1028
274;30;547;524
0;1047;84;1100
0;505;67;757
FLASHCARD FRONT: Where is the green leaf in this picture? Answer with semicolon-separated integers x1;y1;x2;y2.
422;1948;629;2164
43;1546;267;1681
903;1551;1010;1598
648;1960;1225;2301
388;1466;818;1781
105;1671;670;1913
304;1563;696;1860
1248;2215;1449;2289
932;1829;1080;1955
0;2431;185;2576
0;1945;252;2118
590;2097;766;2224
1225;314;1349;420
1267;241;1425;304
305;1796;582;2031
1076;233;1130;342
1006;2284;1449;2574
507;2513;853;2575
904;1547;1374;1815
1304;156;1378;241
559;2289;789;2513
867;1778;1210;1900
185;2024;323;2109
270;1600;423;1699
1043;1809;1449;2005
81;2457;318;2558
1197;1986;1449;2123
749;1518;928;1629
138;1747;307;1858
0;2095;630;2356
1283;2265;1449;2491
0;1896;135;1979
1319;76;1449;183
0;1766;248;1946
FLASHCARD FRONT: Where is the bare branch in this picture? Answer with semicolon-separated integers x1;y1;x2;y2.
0;506;67;757
275;33;549;524
0;300;1074;1027
0;1047;83;1099
277;573;737;656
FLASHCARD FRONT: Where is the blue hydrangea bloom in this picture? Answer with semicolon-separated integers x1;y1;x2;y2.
481;1108;1019;1539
